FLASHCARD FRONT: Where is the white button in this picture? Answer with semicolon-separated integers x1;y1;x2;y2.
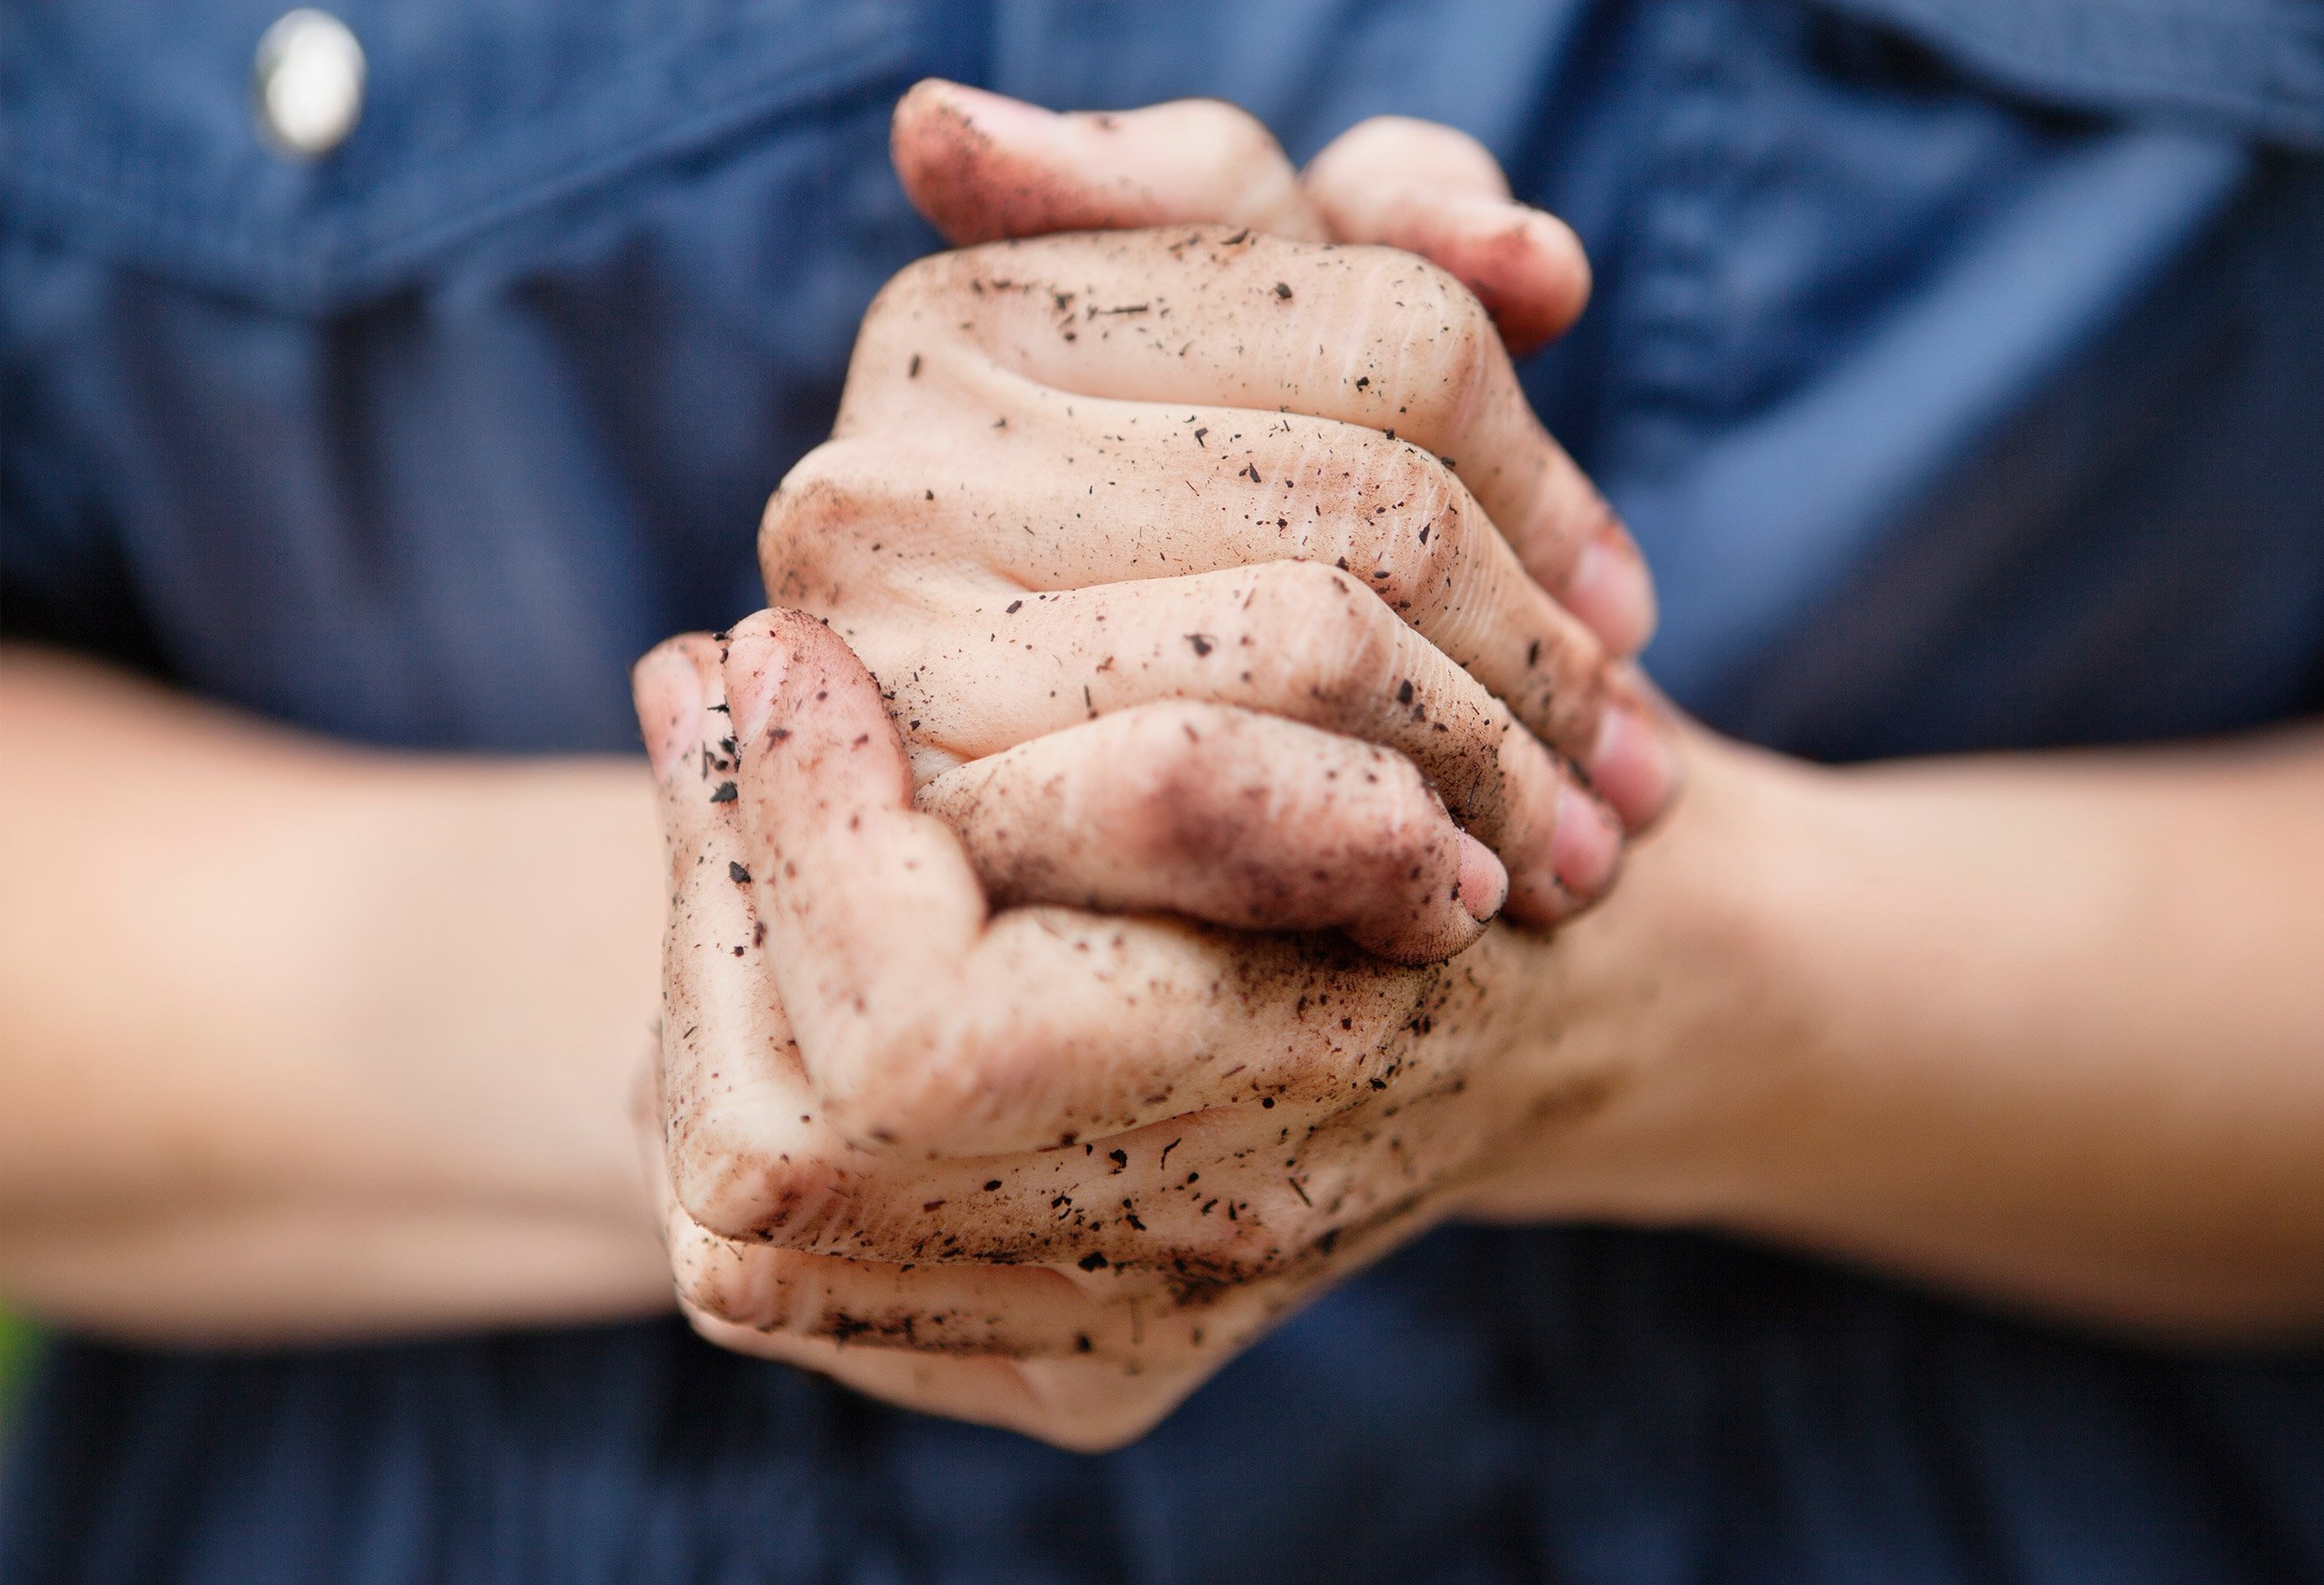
253;10;365;159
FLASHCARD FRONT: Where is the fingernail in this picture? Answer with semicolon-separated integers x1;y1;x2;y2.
1549;784;1622;898
724;630;791;745
1454;829;1509;923
634;647;702;783
1585;699;1679;829
1562;530;1657;658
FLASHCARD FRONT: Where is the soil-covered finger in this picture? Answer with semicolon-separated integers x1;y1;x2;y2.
921;700;1502;961
725;609;1458;1154
847;567;1614;921
1299;114;1591;356
849;225;1652;654
780;409;1621;770
892;79;1328;247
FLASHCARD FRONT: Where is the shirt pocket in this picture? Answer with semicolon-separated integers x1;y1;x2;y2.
0;0;964;313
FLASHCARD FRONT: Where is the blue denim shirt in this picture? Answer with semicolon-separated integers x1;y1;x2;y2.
4;2;2321;1580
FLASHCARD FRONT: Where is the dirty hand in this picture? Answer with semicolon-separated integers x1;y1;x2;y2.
635;92;1680;1448
634;612;1637;1449
761;85;1677;933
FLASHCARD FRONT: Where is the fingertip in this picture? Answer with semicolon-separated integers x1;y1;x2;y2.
634;640;707;783
1548;783;1623;900
891;79;1065;245
1350;823;1507;963
1428;195;1592;357
896;77;1057;146
721;618;796;745
1584;697;1681;831
1560;527;1658;658
1454;829;1509;923
890;76;952;136
894;82;1319;244
1515;205;1592;349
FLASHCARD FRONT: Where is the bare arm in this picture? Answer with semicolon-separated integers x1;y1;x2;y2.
0;647;672;1341
1487;726;2324;1340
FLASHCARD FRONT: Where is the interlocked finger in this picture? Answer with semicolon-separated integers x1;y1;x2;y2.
1300;115;1592;357
721;609;1441;1159
773;408;1658;822
926;701;1507;962
849;227;1653;657
853;565;1619;919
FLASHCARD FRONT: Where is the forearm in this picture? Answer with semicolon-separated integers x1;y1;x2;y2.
0;648;672;1339
1496;726;2324;1339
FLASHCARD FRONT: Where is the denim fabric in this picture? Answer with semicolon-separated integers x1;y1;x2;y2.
3;1;2321;1579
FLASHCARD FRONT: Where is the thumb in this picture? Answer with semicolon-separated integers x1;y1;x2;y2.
1301;116;1591;356
892;78;1330;245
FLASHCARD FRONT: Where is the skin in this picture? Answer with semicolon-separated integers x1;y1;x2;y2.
0;650;670;1339
774;230;1678;912
1;85;2318;1460
626;92;1686;1443
634;88;2324;1449
638;609;1638;1449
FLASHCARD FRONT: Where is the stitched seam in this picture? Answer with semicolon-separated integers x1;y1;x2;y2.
1810;0;2324;141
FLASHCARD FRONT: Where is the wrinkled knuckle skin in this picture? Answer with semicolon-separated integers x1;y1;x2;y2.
1254;561;1399;723
671;1223;786;1329
758;447;890;611
1195;107;1301;224
1353;447;1464;622
669;1123;810;1245
1378;262;1494;436
1106;704;1246;863
819;1012;985;1155
1335;114;1410;150
835;252;987;426
1196;98;1283;162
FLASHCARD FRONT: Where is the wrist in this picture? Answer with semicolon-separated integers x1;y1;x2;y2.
1460;726;1838;1225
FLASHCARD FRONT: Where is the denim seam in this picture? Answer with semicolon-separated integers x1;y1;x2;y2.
1809;0;2324;146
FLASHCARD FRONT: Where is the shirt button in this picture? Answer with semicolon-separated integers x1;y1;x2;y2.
253;10;366;159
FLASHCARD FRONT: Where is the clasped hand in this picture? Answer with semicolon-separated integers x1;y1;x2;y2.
630;85;1680;1448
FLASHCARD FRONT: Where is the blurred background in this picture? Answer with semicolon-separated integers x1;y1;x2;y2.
0;1320;32;1426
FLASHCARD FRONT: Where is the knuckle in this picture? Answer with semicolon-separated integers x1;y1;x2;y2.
1181;105;1299;221
669;1221;776;1327
1370;260;1494;431
858;251;958;335
1320;776;1440;902
1254;561;1401;719
755;447;864;607
1334;113;1417;152
818;1011;980;1154
666;1120;792;1243
1344;443;1464;619
1174;96;1283;168
1349;754;1444;862
1114;696;1239;763
1105;704;1257;863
